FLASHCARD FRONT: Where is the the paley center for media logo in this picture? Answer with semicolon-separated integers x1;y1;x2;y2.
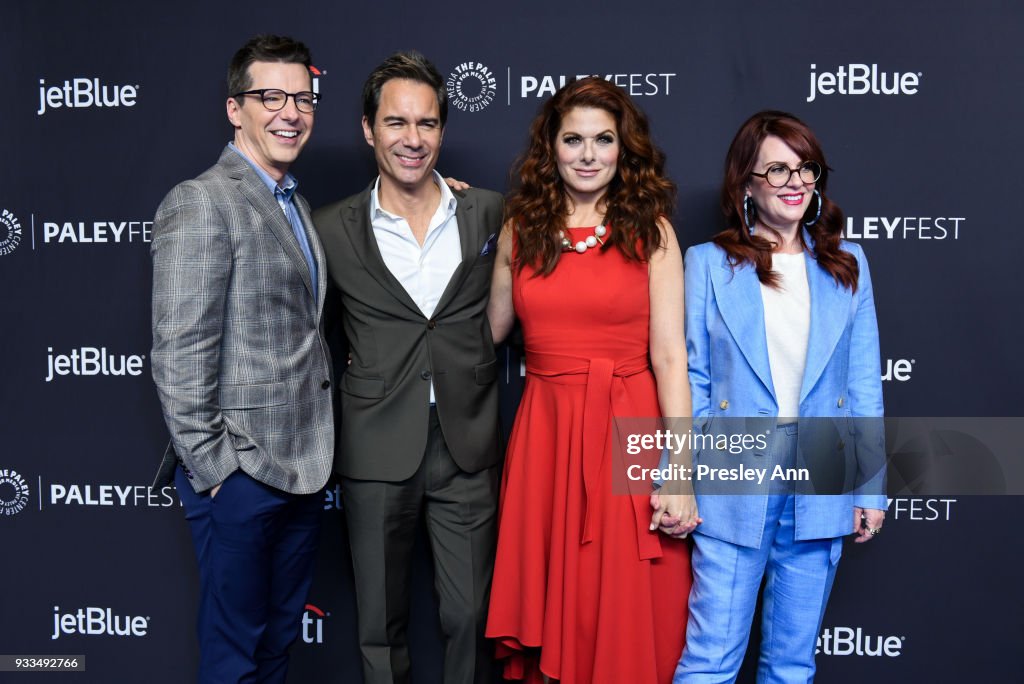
0;469;30;516
0;208;22;256
37;77;139;115
806;63;920;102
46;346;147;382
448;60;676;109
447;62;497;113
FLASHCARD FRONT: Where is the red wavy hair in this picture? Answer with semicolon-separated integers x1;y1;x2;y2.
717;110;858;291
507;77;676;275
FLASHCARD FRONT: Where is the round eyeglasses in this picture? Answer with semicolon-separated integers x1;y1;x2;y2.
231;89;320;114
750;160;822;188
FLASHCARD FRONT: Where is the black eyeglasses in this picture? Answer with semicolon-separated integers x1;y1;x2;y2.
232;89;320;113
750;160;822;188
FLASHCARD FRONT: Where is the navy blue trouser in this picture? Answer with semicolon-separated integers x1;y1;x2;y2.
176;466;322;684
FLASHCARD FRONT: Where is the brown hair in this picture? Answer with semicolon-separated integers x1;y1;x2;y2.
507;77;675;275
717;110;857;290
227;35;312;102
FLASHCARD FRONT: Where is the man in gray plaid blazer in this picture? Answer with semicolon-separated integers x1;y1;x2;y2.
150;35;332;684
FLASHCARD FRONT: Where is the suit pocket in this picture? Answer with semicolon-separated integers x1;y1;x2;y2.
341;373;386;399
474;359;497;385
219;382;287;408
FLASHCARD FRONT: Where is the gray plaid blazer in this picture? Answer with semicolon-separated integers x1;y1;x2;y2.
150;146;334;495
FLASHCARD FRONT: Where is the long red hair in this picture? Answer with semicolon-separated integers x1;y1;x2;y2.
717;110;857;291
507;77;676;275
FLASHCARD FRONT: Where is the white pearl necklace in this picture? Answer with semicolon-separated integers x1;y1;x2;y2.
559;224;608;253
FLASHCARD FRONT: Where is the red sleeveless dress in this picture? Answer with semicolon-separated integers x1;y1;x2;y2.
486;228;691;683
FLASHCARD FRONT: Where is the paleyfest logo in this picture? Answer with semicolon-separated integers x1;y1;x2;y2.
0;469;30;516
0;209;22;256
447;61;497;113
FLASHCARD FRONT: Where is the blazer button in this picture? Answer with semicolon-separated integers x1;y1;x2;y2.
719;400;729;410
838;439;846;450
427;319;437;330
321;380;331;390
837;397;844;408
421;370;432;380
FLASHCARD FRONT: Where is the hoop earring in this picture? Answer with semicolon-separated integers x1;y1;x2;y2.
743;195;756;235
804;189;823;227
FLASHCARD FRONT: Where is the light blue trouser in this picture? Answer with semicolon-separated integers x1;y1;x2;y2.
674;424;843;684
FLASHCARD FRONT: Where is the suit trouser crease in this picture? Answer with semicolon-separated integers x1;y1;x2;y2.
342;407;498;684
674;424;843;684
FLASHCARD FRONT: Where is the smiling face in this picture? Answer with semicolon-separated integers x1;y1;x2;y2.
226;61;313;182
554;106;620;207
746;134;815;234
362;78;443;196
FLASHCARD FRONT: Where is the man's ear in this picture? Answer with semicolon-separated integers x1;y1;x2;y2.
361;115;374;148
226;97;242;129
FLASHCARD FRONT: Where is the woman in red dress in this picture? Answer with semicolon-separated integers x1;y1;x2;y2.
485;77;698;683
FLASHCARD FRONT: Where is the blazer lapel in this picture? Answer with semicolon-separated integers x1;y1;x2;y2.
340;190;423;317
295;195;325;318
709;254;776;400
433;191;477;315
223;151;318;301
800;248;852;403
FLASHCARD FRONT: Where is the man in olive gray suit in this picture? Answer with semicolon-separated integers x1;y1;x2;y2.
150;35;332;684
314;52;502;684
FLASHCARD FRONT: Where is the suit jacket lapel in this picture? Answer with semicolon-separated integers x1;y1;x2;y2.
295;195;325;318
341;189;423;317
222;149;318;302
433;190;477;315
709;253;776;401
800;248;851;403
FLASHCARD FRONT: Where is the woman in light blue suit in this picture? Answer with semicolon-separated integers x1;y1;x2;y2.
672;111;887;683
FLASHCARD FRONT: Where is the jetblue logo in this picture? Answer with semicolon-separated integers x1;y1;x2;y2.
881;358;914;383
51;606;149;640
37;78;139;115
46;347;146;382
807;64;920;102
817;627;904;657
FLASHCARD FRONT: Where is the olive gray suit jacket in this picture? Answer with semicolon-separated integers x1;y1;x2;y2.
313;186;502;481
150;146;334;495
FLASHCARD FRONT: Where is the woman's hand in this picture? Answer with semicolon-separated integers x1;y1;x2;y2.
650;490;702;538
853;507;885;543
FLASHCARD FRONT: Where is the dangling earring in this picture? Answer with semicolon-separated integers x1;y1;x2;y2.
743;195;756;235
804;189;822;227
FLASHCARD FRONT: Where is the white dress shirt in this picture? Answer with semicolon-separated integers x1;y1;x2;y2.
370;172;461;403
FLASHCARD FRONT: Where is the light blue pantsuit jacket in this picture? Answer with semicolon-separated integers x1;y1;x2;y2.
684;236;887;548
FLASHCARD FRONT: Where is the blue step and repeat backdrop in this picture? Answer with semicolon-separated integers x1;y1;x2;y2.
2;1;1022;682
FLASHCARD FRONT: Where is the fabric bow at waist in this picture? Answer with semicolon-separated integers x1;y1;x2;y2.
525;350;662;560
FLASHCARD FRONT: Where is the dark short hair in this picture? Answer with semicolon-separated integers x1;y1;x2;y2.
362;51;447;128
227;34;312;103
